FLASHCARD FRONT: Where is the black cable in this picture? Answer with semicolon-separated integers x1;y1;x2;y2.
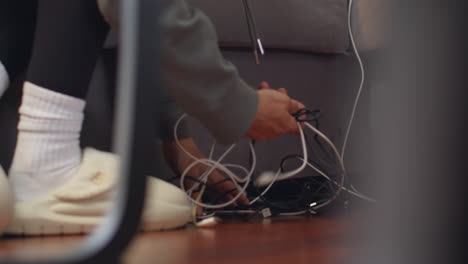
176;108;343;215
305;133;337;172
292;108;321;122
292;110;332;166
248;175;335;214
169;173;250;207
249;108;343;214
279;155;337;200
279;154;326;175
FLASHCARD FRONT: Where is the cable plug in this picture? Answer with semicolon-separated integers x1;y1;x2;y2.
196;217;221;228
254;171;277;187
292;108;321;122
261;208;272;218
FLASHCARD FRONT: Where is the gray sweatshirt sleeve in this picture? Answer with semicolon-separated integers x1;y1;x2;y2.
159;0;258;144
98;0;258;144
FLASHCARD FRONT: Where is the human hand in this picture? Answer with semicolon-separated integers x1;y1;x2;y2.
246;82;305;141
163;138;250;215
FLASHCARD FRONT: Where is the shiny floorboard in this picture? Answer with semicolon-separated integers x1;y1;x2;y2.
0;214;356;264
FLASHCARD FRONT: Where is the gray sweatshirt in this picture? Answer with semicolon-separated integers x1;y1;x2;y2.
99;0;258;144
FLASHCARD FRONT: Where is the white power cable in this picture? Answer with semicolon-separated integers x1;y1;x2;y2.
175;114;251;184
179;157;249;206
254;122;308;187
175;116;314;207
175;114;256;209
341;0;365;160
251;122;347;208
278;211;308;216
250;123;307;204
183;144;236;195
303;122;346;209
249;0;369;207
340;0;377;201
305;123;345;173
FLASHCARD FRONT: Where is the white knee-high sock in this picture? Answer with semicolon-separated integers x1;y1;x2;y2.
0;61;9;99
9;82;85;201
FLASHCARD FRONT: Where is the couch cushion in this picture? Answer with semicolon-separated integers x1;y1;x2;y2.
188;0;349;53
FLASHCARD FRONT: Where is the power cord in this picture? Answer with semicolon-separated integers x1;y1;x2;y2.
175;114;256;209
339;0;376;200
342;0;365;159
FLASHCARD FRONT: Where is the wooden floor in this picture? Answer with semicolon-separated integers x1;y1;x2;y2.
0;214;356;264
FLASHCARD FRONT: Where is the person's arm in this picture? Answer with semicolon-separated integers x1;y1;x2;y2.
159;0;304;143
156;90;249;207
162;137;250;209
159;0;257;144
99;0;304;144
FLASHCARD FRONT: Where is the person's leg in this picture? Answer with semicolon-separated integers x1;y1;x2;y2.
0;0;37;98
9;0;109;201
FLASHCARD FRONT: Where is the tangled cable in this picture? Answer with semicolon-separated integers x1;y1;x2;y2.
174;108;367;214
175;114;256;209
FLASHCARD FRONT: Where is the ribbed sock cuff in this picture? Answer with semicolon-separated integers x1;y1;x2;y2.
18;82;86;132
21;81;86;116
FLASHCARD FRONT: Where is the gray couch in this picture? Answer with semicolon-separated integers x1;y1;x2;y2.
0;0;382;193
